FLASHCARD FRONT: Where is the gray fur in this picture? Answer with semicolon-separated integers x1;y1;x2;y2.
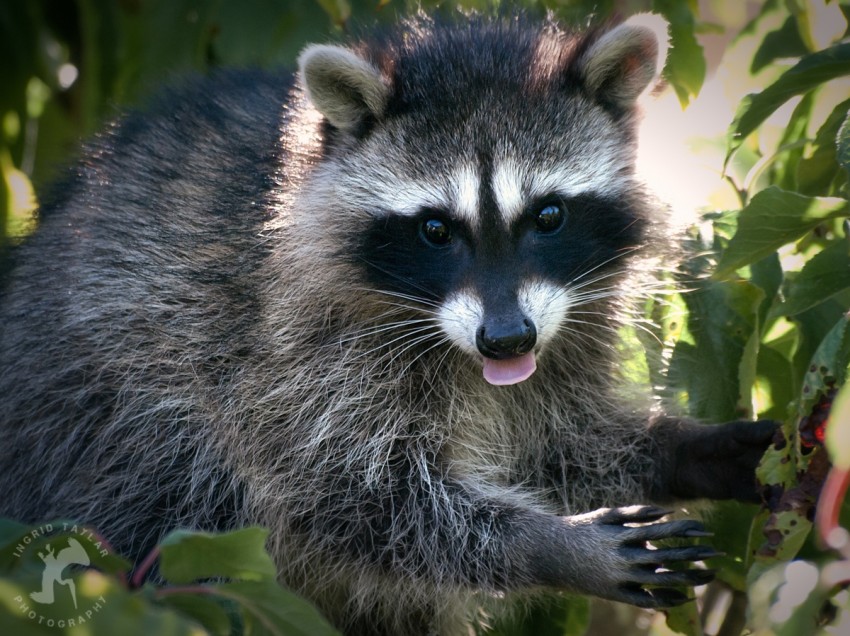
0;13;774;636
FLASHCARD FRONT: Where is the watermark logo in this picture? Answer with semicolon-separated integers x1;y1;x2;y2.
8;523;109;629
30;537;90;608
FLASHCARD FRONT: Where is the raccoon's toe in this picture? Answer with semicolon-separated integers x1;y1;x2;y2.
594;505;672;525
605;565;714;608
619;519;712;543
626;566;716;587
624;544;722;566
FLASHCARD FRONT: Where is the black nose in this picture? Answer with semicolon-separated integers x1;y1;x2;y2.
476;318;537;359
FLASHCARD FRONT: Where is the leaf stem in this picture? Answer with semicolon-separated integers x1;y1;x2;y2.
131;546;161;589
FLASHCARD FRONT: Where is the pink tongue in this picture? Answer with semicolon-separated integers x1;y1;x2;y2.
482;352;537;386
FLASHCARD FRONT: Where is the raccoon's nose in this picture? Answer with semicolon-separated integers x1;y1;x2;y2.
476;319;537;359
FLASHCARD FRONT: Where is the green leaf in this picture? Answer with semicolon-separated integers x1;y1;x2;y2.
756;430;796;490
725;42;850;167
559;597;591;636
159;527;277;585
315;0;351;28
749;418;820;578
76;0;124;131
738;311;762;417
115;0;219;102
1;570;206;636
653;0;706;107
0;520;131;576
768;91;814;192
668;279;763;421
750;253;783;332
748;560;825;635
639;291;688;390
710;502;764;589
158;592;234;636
770;240;850;318
826;380;850;470
0;577;61;636
746;508;772;570
759;509;812;560
798;99;850;196
790;0;848;53
751;15;807;73
212;0;332;68
838;109;850;174
789;299;850;402
796;312;850;421
664;596;701;636
0;519;30;553
714;187;850;278
479;594;590;636
212;580;340;636
85;571;208;636
755;344;795;421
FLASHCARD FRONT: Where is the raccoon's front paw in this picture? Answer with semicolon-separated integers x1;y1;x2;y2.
571;505;718;609
673;419;781;503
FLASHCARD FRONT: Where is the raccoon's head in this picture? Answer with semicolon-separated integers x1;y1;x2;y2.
297;13;667;385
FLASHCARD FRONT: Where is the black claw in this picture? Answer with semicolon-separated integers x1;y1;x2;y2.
685;546;723;561
683;529;713;538
636;506;674;520
687;568;716;585
614;585;658;608
621;519;707;543
616;585;691;609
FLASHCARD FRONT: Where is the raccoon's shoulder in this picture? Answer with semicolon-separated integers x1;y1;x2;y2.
102;68;293;173
34;68;295;229
116;68;295;140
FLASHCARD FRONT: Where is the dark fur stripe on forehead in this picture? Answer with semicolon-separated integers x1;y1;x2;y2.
356;12;613;116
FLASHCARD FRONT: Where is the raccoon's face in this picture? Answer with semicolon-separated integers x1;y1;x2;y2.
299;14;665;385
349;150;646;385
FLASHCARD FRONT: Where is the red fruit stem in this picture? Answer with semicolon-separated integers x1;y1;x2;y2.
816;465;850;556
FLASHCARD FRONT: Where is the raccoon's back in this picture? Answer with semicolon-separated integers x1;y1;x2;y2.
0;69;292;533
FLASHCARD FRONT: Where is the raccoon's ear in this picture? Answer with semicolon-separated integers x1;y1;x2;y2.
577;13;669;109
298;44;389;133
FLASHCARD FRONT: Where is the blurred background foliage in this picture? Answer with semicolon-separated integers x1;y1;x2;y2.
1;0;850;635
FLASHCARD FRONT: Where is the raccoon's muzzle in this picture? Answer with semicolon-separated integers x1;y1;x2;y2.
476;314;538;385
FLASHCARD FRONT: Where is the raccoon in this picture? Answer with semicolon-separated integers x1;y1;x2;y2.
0;11;777;635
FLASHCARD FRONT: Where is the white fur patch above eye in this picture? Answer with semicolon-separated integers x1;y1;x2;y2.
518;280;571;347
490;158;625;224
449;163;480;225
438;291;483;355
491;159;525;224
338;163;480;224
339;167;450;217
527;164;614;199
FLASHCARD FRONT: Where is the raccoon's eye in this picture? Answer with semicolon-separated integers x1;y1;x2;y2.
534;203;566;234
420;218;452;247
